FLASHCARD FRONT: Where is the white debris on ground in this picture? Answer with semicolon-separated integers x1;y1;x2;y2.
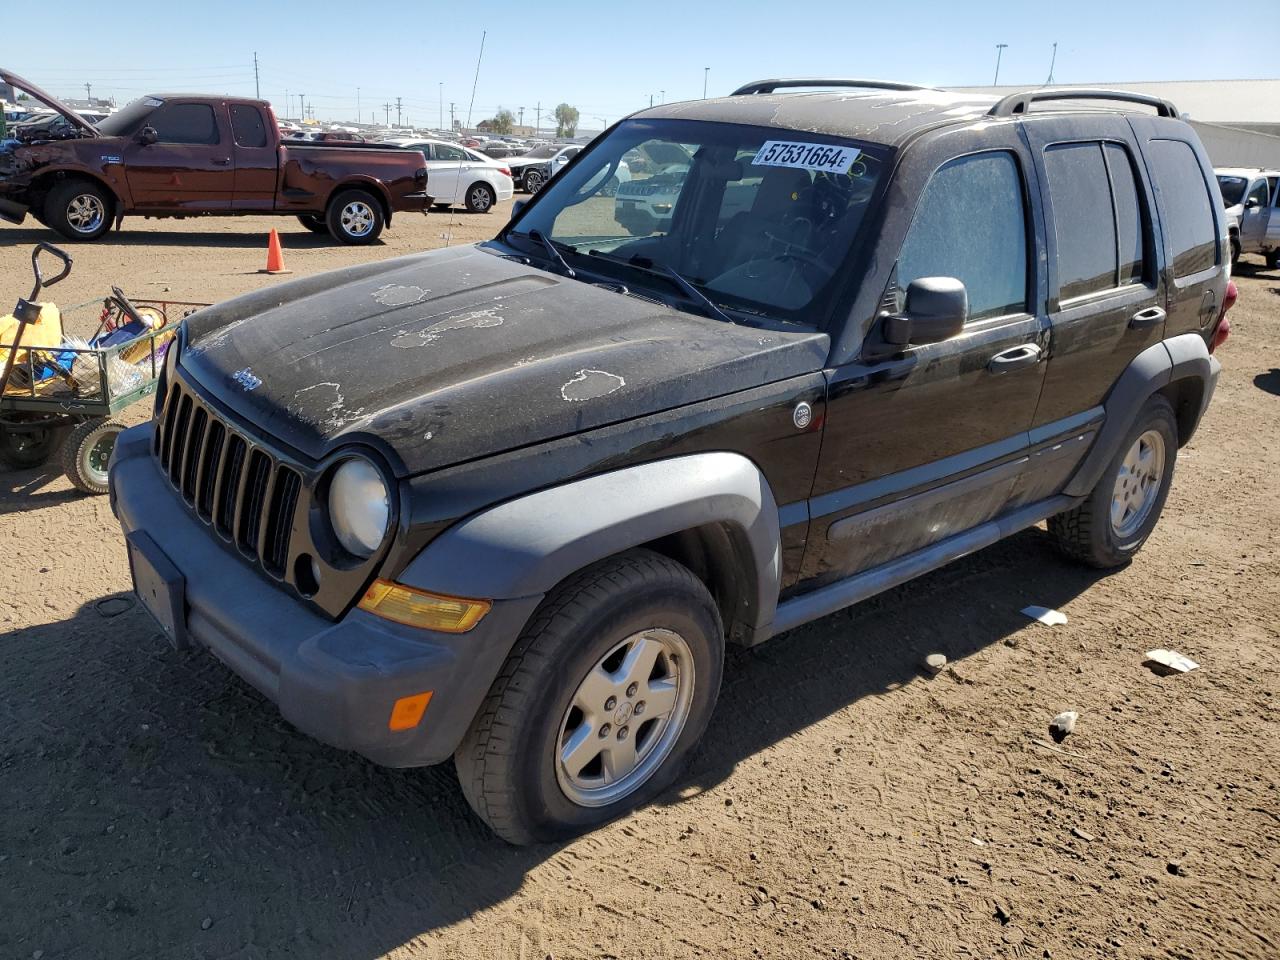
1144;649;1200;675
1021;605;1069;626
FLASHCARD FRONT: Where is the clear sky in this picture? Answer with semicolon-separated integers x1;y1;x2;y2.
8;0;1272;129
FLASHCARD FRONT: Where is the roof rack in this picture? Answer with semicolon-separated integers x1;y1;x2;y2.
731;78;935;96
988;88;1179;118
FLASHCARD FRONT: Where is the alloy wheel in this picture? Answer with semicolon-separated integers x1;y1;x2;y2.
340;201;375;238
1110;429;1165;538
66;194;105;234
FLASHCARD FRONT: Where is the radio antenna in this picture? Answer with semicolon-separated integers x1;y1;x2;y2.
445;30;487;248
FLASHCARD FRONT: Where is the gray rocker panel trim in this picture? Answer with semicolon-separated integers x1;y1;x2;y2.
399;451;783;629
1064;333;1211;498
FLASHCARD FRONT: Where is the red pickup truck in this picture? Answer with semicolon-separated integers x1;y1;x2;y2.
0;70;430;244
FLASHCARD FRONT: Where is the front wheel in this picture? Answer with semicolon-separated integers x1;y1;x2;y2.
44;179;113;241
523;169;545;194
455;550;724;845
325;189;385;245
1048;394;1178;568
61;417;124;495
465;182;496;213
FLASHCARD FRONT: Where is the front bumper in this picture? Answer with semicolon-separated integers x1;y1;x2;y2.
109;424;542;767
0;194;29;224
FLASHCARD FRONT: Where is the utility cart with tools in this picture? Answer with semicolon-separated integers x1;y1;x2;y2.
0;243;206;493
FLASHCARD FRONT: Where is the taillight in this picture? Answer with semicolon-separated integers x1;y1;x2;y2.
498;167;511;177
1210;279;1237;353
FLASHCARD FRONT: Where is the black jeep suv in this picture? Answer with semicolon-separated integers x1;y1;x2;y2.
111;80;1232;844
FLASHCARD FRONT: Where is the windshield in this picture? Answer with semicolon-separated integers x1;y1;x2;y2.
1216;175;1248;207
97;97;163;136
507;118;886;323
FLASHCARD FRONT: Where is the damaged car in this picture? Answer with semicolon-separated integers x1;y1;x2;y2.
110;80;1230;844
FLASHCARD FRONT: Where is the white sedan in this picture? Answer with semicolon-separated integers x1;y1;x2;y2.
385;138;515;213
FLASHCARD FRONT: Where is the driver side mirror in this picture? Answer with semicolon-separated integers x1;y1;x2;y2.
137;126;158;146
882;277;968;346
1245;197;1260;209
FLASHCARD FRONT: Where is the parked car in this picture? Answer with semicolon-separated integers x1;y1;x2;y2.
0;70;430;244
506;143;595;193
612;162;691;235
1215;167;1280;267
111;79;1231;845
385;137;513;212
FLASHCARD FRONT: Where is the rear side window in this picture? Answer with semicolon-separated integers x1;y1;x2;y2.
897;151;1028;322
1044;144;1117;300
149;103;219;145
1106;145;1145;287
1147;140;1218;278
435;143;466;162
230;105;267;148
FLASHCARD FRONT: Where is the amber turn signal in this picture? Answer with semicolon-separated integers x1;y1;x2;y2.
358;579;491;633
389;691;433;731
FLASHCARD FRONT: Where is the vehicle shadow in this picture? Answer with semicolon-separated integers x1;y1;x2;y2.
0;462;83;512
0;226;376;250
1;525;1108;957
1255;368;1280;396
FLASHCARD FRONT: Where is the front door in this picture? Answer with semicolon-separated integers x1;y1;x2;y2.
1240;177;1270;251
123;100;233;212
804;133;1048;585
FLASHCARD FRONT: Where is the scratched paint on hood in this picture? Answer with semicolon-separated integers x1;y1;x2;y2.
561;369;625;402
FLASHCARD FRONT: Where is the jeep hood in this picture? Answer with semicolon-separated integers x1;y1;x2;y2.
1;69;99;136
180;245;829;476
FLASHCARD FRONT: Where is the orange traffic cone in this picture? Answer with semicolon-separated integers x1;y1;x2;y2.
259;229;292;275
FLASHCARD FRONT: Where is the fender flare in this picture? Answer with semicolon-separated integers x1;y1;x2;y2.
1064;333;1216;497
398;452;783;632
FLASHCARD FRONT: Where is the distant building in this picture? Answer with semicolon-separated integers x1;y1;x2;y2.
955;79;1280;168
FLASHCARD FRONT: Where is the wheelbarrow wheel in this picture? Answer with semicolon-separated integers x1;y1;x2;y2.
0;417;68;469
62;418;124;495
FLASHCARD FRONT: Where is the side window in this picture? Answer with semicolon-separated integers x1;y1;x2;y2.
149;103;219;145
1105;144;1147;287
1147;139;1219;278
897;151;1028;322
1269;177;1280;206
229;104;267;148
434;144;466;162
1043;143;1117;300
1246;179;1269;209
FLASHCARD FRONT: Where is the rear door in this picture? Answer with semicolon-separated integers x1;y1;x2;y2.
1269;175;1280;249
1020;117;1166;479
804;127;1049;584
230;103;278;210
122;100;233;211
426;142;470;203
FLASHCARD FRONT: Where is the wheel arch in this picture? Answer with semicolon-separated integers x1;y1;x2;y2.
30;169;123;216
397;452;783;644
326;177;393;227
1063;333;1219;497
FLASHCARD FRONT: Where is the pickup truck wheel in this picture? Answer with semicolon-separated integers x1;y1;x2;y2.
325;189;384;245
455;549;724;845
465;182;495;213
296;214;329;234
45;180;112;241
1048;394;1177;568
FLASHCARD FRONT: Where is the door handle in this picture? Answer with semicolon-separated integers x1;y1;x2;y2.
1129;306;1166;329
987;343;1042;374
211;157;231;166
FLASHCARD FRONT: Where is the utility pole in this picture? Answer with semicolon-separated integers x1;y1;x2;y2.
535;101;541;136
383;102;392;126
703;67;709;99
660;89;665;104
649;94;654;108
1046;41;1058;85
450;102;456;131
298;94;305;122
253;52;260;99
993;43;1008;85
285;88;289;118
518;106;525;130
395;97;402;127
357;87;361;122
84;82;92;101
438;82;443;130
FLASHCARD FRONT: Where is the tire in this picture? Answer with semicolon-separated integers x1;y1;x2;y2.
455;549;724;845
61;418;124;495
0;416;67;469
325;188;384;245
44;179;113;241
297;214;329;234
465;182;496;213
1230;236;1241;267
1266;250;1280;270
524;169;545;194
1048;394;1178;568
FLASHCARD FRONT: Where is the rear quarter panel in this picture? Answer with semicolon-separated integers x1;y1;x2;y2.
277;145;427;213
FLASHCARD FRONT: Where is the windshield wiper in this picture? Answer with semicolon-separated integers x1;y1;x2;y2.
589;251;734;325
524;230;575;279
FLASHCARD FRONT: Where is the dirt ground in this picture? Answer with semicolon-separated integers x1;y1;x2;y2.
1;211;1277;960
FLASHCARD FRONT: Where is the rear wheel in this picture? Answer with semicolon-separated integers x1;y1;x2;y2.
455;550;724;845
1048;394;1178;568
325;188;384;245
465;182;496;213
297;214;328;234
524;169;545;194
44;179;113;241
0;415;67;469
61;417;123;495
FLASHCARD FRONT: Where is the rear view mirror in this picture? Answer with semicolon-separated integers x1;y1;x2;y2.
883;277;968;346
137;126;158;146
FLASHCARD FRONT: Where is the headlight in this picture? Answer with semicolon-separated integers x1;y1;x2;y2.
328;458;390;558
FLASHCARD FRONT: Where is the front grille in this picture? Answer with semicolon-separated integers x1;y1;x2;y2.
154;374;304;583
